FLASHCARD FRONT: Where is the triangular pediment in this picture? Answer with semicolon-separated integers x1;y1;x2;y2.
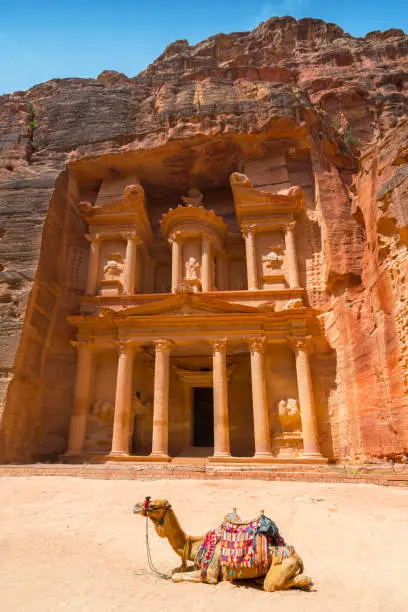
111;294;260;318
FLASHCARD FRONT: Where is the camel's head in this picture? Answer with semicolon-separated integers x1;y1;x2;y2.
133;497;172;527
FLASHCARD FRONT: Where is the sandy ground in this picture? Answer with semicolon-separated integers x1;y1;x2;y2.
0;478;408;612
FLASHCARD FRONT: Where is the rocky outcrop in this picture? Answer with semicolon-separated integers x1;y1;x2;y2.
0;17;407;462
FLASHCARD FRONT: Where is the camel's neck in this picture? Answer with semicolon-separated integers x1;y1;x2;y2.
151;509;202;560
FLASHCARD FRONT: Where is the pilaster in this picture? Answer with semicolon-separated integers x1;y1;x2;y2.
65;340;94;455
85;234;102;296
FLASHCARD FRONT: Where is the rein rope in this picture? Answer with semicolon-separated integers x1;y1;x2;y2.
134;498;172;580
144;515;172;580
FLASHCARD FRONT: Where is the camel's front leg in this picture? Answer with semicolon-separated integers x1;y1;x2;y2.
172;569;218;585
173;543;221;585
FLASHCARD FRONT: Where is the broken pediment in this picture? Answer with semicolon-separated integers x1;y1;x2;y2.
78;182;153;243
111;294;260;318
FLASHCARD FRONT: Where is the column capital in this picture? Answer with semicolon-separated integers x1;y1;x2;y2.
288;335;313;353
200;231;211;243
246;336;268;354
211;338;228;353
115;340;137;355
283;221;296;233
121;231;140;243
241;224;257;238
85;233;103;244
169;231;183;244
70;340;93;352
154;339;174;353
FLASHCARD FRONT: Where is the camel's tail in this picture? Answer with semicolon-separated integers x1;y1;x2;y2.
296;552;304;575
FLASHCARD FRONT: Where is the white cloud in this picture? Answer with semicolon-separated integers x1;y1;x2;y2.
250;0;310;30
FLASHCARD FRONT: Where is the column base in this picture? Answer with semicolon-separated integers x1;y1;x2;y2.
212;451;232;459
108;451;130;458
62;450;83;458
253;452;274;461
149;452;171;462
301;452;328;464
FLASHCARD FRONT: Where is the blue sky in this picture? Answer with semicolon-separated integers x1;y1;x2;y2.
0;0;407;95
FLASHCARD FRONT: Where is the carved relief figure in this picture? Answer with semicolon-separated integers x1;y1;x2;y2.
278;398;301;432
181;187;204;207
262;246;284;272
92;399;114;422
185;256;200;280
282;298;304;310
103;253;124;281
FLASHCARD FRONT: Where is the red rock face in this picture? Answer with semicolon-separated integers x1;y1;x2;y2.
0;17;407;462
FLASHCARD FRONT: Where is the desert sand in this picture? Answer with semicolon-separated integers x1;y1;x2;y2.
0;477;407;611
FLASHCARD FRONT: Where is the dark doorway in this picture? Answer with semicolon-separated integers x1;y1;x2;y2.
193;387;214;447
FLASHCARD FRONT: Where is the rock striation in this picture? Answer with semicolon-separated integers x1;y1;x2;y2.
0;16;407;463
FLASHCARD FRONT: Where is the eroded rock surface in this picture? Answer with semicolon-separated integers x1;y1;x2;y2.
0;17;407;462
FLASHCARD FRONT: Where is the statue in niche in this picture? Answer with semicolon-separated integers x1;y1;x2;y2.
278;398;301;432
92;399;114;423
103;253;124;281
185;256;201;280
277;185;303;198
181;187;204;207
262;246;284;271
132;395;152;416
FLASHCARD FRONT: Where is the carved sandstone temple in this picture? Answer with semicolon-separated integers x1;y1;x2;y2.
64;173;327;464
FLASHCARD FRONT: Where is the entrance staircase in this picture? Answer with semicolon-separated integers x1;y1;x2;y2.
0;461;407;487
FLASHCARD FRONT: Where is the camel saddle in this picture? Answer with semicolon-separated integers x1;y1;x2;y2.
196;509;293;578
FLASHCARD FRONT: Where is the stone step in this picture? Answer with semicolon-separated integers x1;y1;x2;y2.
0;464;407;487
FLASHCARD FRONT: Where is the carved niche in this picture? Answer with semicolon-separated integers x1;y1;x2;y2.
271;397;303;458
260;239;286;289
278;398;301;432
84;399;114;453
103;253;124;281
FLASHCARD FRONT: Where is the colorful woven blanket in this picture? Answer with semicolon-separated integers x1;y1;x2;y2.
195;512;291;578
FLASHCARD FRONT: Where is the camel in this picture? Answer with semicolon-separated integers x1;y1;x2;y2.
133;497;313;592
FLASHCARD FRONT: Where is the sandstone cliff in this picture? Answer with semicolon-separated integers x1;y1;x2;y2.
0;16;407;462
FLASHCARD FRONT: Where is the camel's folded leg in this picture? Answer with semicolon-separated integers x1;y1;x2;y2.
263;555;302;592
172;569;218;585
285;574;313;590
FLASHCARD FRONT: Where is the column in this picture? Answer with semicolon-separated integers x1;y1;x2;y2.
248;336;272;457
290;336;322;458
151;340;173;457
123;233;139;295
66;341;93;455
242;225;258;290
110;341;135;455
284;222;300;288
85;234;102;296
170;233;182;293
211;339;231;458
201;235;212;292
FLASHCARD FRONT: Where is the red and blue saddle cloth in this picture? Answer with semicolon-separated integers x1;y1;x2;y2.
195;511;291;578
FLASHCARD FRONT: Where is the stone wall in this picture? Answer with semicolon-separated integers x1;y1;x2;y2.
0;17;407;462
